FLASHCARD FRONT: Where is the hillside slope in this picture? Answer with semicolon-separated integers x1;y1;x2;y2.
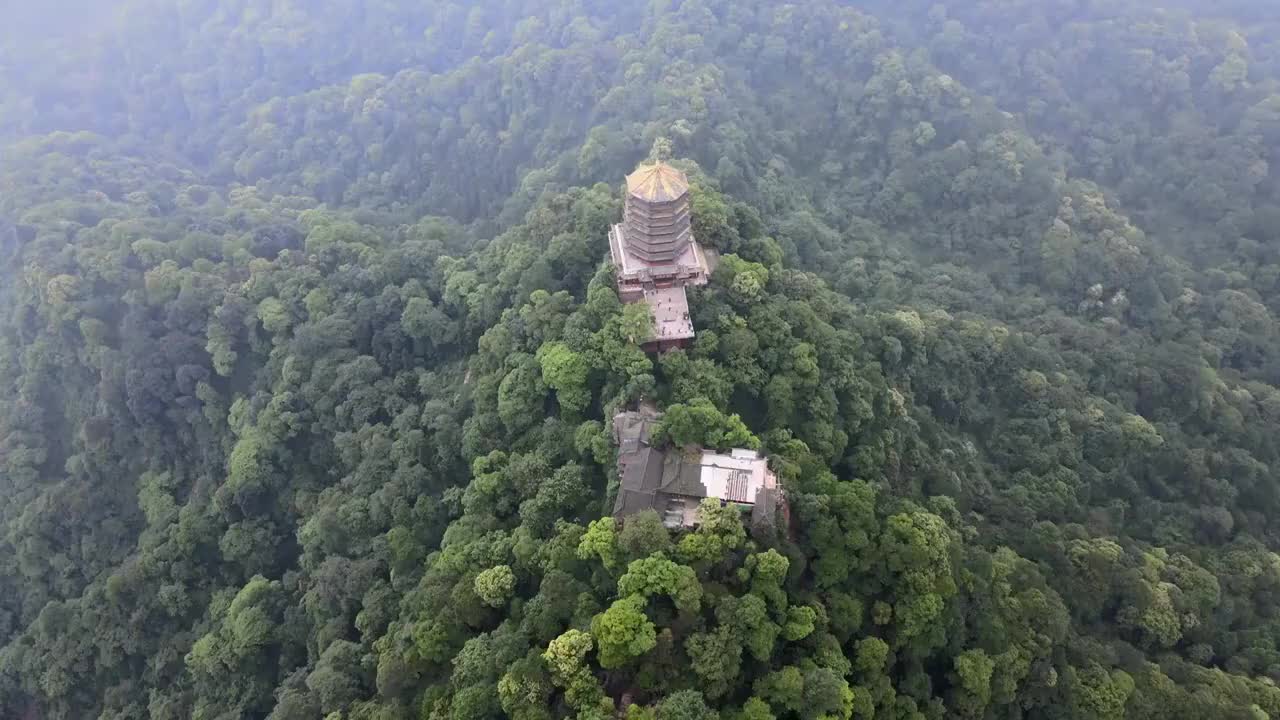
2;1;1280;719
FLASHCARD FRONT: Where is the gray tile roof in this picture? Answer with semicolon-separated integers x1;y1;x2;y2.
611;409;782;531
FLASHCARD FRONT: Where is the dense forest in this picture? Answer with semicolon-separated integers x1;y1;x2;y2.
3;0;1280;718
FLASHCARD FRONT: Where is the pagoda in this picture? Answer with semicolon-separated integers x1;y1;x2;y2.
608;162;711;351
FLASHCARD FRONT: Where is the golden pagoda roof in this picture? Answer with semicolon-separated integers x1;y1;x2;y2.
626;162;690;203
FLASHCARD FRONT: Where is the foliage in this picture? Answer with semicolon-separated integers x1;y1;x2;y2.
652;398;761;451
2;1;1280;719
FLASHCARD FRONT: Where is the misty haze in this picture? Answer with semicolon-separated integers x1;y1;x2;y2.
1;1;1280;719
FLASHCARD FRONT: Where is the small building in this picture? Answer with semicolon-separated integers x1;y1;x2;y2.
612;409;783;531
608;162;711;351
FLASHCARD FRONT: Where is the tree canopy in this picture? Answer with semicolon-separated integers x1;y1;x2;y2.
2;1;1280;719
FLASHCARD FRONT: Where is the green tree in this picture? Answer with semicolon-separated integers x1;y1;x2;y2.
538;342;592;415
617;510;673;561
591;594;657;669
621;302;655;345
474;565;517;608
578;517;620;571
617;554;702;614
685;626;743;698
657;690;718;720
677;499;748;565
654;398;760;451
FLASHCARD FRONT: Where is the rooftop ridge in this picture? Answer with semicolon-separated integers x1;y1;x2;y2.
625;162;690;203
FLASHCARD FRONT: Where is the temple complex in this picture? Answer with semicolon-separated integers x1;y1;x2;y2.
609;162;711;351
606;163;785;533
612;408;783;532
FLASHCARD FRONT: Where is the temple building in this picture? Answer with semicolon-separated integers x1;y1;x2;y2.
612;408;783;533
608;162;711;351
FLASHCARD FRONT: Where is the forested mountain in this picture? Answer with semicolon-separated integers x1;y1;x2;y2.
2;1;1280;719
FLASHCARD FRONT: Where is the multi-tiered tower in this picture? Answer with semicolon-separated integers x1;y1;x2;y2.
621;164;694;263
608;162;710;350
